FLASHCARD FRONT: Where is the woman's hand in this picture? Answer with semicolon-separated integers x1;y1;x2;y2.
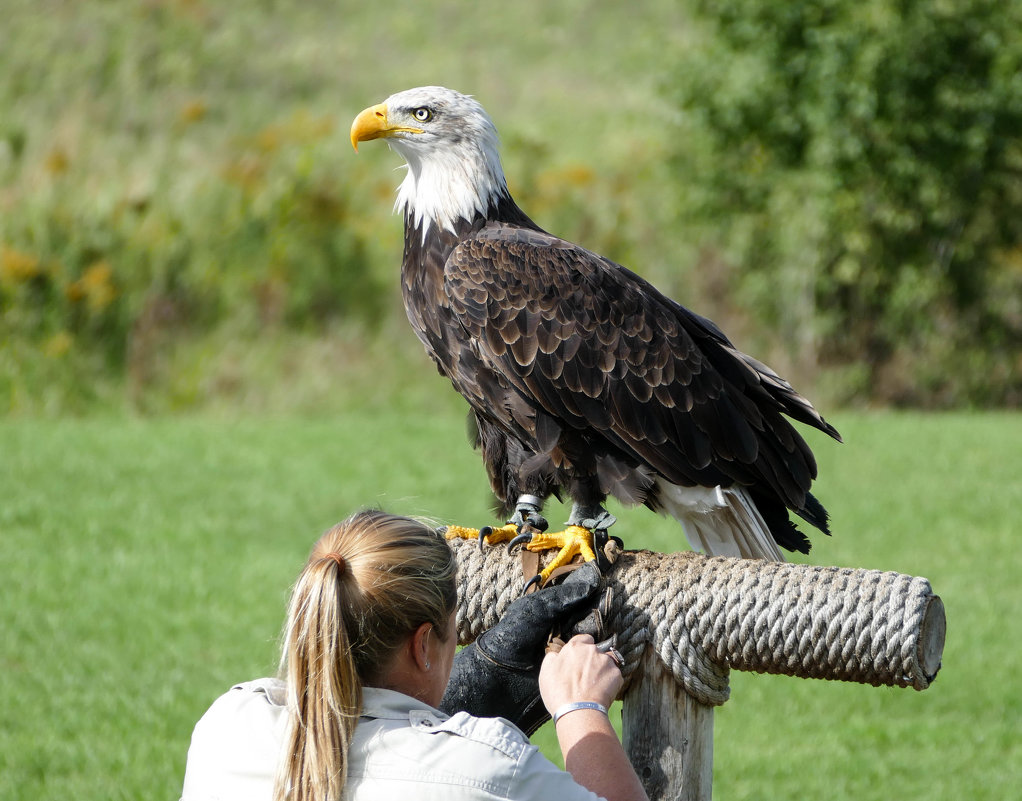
539;633;623;713
539;634;648;801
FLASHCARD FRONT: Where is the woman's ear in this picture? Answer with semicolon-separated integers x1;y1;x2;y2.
410;621;433;672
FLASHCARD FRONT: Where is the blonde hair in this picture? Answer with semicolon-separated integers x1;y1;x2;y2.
273;510;457;801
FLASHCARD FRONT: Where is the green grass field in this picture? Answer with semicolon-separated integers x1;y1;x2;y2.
1;410;1019;799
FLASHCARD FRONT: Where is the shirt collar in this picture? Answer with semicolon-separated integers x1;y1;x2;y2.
361;686;448;722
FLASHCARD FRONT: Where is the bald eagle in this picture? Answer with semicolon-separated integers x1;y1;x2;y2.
351;86;840;569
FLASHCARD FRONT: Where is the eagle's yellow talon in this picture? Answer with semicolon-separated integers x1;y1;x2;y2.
442;524;478;540
482;523;520;545
525;525;598;586
447;522;598;588
443;523;519;546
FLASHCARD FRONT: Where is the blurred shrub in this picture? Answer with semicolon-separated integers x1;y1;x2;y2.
0;130;382;414
0;1;394;414
670;0;1022;406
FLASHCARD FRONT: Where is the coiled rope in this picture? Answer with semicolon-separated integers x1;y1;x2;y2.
449;539;944;707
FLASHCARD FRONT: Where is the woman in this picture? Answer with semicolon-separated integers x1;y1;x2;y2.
181;510;647;801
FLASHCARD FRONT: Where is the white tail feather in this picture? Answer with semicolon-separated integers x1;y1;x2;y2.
654;479;785;562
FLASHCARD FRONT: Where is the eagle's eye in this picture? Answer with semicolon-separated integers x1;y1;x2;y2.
412;107;433;123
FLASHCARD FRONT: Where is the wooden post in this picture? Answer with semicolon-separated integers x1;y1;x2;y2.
622;648;714;801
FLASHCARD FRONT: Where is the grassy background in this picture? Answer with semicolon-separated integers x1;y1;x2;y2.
2;410;1019;799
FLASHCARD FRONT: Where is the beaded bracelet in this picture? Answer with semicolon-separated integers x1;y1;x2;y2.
552;701;609;725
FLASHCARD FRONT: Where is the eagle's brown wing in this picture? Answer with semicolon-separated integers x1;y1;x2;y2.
443;222;839;539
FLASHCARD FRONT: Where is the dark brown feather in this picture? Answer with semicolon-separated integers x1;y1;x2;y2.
401;193;839;546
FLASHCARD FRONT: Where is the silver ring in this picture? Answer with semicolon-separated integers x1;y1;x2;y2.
517;494;544;510
595;637;624;667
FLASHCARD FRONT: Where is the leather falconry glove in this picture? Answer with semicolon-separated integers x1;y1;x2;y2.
439;560;609;735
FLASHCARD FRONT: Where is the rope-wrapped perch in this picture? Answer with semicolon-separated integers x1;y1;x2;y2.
449;539;945;706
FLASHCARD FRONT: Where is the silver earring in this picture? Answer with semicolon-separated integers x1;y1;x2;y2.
425;661;431;670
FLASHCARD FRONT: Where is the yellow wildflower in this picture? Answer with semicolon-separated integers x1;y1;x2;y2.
0;246;41;284
43;331;73;358
179;99;207;125
66;260;117;311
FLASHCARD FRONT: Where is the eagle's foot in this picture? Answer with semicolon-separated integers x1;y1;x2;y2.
512;524;599;592
441;523;519;551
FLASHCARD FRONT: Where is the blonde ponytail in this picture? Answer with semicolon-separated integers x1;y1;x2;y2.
274;510;457;801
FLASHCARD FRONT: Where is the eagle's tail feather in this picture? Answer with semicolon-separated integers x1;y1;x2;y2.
653;479;785;562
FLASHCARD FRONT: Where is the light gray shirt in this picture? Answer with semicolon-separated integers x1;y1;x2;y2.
180;678;604;801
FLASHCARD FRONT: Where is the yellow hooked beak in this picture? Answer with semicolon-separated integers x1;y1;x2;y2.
350;103;424;151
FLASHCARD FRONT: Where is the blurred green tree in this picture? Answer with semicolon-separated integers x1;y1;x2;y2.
671;0;1022;405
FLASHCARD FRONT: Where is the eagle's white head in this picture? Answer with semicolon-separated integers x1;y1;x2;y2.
351;86;508;235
